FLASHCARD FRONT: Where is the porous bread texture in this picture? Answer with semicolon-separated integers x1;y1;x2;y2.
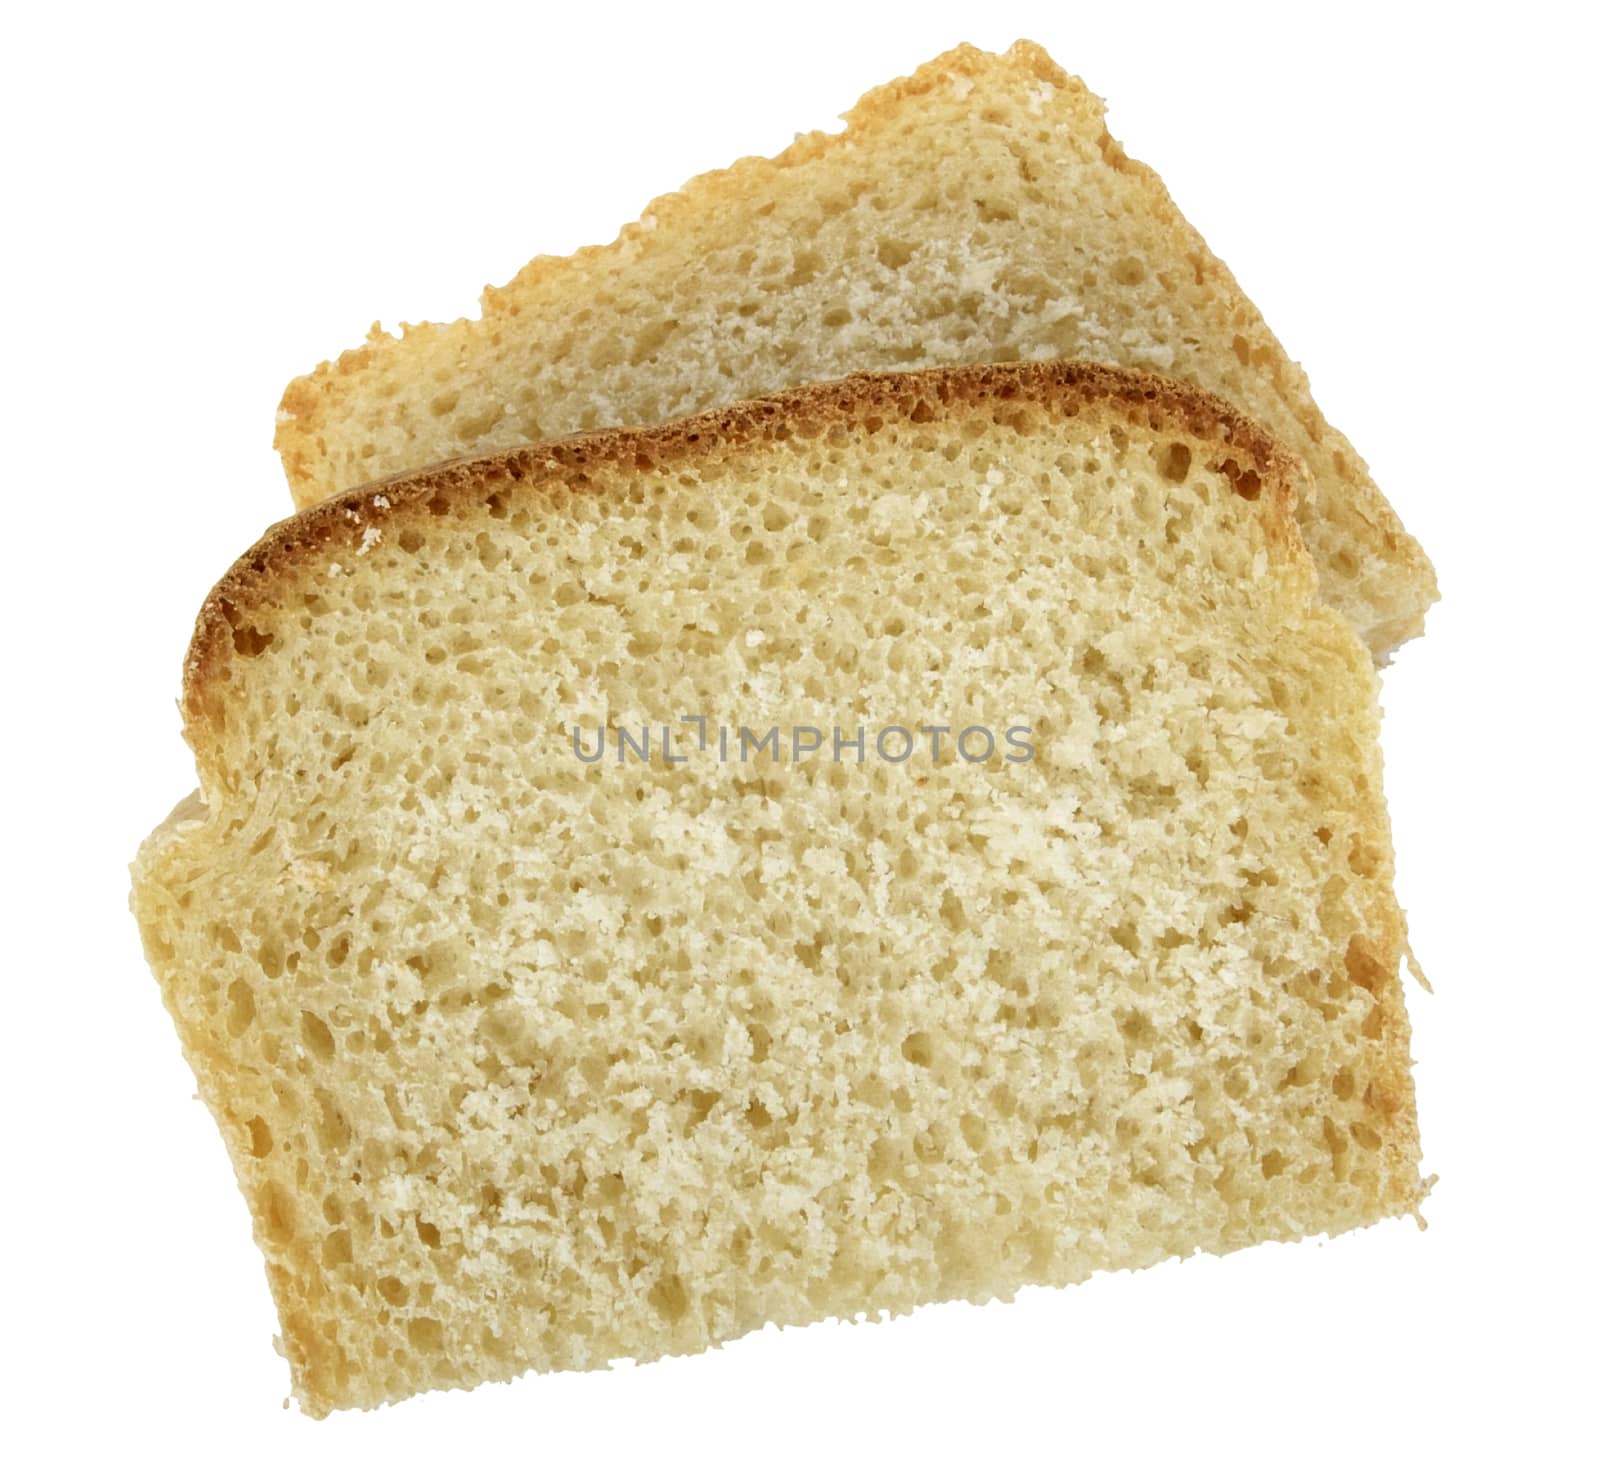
276;40;1437;657
140;365;1424;1415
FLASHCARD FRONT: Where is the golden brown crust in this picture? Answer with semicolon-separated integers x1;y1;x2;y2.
206;361;1306;766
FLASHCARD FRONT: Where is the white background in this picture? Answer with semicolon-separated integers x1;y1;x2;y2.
6;1;1596;1472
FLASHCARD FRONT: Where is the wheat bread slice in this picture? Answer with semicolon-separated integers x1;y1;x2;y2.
276;40;1437;657
139;363;1424;1414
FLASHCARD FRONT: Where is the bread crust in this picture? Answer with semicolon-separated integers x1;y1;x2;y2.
208;361;1304;752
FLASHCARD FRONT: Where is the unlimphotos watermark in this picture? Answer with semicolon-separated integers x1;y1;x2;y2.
571;717;1035;765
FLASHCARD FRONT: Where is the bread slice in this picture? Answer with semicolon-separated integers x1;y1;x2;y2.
276;40;1436;657
140;363;1424;1414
